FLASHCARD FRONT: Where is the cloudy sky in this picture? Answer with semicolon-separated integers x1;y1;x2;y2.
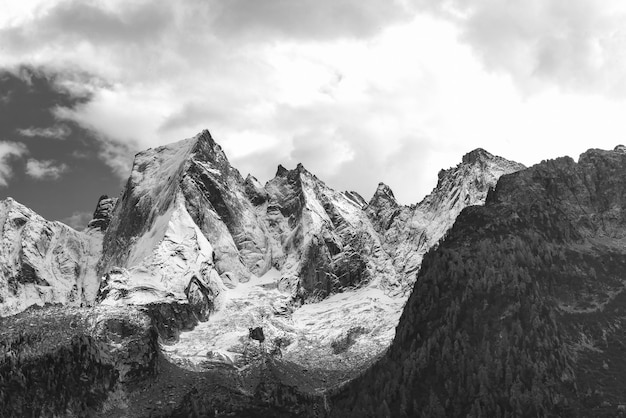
2;0;626;229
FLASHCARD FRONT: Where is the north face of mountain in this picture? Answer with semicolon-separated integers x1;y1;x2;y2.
331;147;626;417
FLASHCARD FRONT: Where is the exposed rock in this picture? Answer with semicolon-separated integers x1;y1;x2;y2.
244;174;270;205
369;148;525;290
263;163;396;300
0;198;101;316
0;130;528;381
86;195;118;232
138;302;202;343
366;182;400;233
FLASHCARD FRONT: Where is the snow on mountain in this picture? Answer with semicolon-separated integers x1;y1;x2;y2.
0;128;525;375
261;163;398;301
0;198;101;316
98;195;226;318
96;130;267;316
368;148;526;291
157;135;526;372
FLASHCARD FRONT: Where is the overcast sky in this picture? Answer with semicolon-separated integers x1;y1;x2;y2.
2;0;626;229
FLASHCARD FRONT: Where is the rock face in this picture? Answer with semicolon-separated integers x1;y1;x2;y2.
261;163;396;301
331;147;626;417
0;199;101;316
86;195;118;232
367;148;525;290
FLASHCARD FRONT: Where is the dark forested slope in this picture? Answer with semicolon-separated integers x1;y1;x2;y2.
331;147;626;417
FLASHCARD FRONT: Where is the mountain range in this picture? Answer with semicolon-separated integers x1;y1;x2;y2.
0;130;524;376
5;130;623;416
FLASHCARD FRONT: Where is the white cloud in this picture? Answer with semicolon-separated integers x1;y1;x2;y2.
60;210;92;230
0;141;28;187
25;158;68;180
3;2;626;203
17;124;71;139
417;0;626;95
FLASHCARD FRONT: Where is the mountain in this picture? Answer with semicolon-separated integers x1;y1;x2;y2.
0;198;101;316
368;148;526;291
0;129;531;417
261;162;396;300
331;146;626;417
0;131;525;374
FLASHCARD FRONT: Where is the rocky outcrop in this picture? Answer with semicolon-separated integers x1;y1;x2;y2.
366;182;400;233
138;302;202;343
332;146;626;417
0;199;101;316
86;195;118;232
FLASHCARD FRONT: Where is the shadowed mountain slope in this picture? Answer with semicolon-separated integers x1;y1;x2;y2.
331;147;626;417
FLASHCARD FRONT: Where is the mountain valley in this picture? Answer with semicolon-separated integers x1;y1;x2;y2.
4;130;623;416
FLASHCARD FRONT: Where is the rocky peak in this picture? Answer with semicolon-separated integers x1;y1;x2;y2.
190;129;232;173
366;182;401;233
275;164;289;177
423;148;525;213
462;148;493;164
86;195;118;232
369;149;525;289
371;182;397;205
196;129;215;146
244;174;269;206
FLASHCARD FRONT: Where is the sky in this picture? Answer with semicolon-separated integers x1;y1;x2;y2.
2;0;626;229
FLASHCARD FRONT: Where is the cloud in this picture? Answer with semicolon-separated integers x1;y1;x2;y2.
60;210;92;230
211;0;414;40
3;1;626;207
1;1;172;49
25;158;68;180
418;0;626;95
17;124;71;139
0;141;28;187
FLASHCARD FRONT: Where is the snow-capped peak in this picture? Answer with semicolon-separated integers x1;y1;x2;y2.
0;130;527;376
